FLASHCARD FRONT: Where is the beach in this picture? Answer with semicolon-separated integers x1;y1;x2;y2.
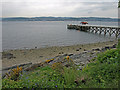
2;40;118;70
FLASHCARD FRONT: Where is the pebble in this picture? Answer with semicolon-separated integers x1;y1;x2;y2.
76;49;79;51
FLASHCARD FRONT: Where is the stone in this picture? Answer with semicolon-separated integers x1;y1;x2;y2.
80;62;85;66
101;48;106;51
76;49;79;51
39;56;43;58
59;52;64;54
75;63;80;66
84;49;86;51
68;53;74;56
104;46;110;50
112;44;116;48
35;47;37;49
82;51;88;54
92;48;101;51
2;53;16;59
78;66;83;70
62;54;68;56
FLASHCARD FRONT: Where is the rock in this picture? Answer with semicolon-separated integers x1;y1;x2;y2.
2;53;16;59
90;52;94;54
74;80;79;85
84;49;86;51
101;46;110;51
59;52;64;54
2;62;32;71
24;63;43;71
101;48;106;51
39;56;43;58
59;52;61;54
81;77;86;83
111;44;116;48
80;62;85;66
76;49;79;51
35;47;37;49
65;64;71;67
82;51;88;54
75;63;80;66
68;53;74;56
86;60;90;64
78;66;82;70
2;62;32;78
104;46;110;50
62;54;68;56
92;48;101;51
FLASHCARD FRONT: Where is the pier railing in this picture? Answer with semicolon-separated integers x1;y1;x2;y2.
67;25;120;38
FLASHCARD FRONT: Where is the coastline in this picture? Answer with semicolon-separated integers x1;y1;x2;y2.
2;40;118;69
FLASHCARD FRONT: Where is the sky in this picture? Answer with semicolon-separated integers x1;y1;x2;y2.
1;0;119;18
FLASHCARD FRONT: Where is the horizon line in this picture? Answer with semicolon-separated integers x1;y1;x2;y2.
1;16;118;19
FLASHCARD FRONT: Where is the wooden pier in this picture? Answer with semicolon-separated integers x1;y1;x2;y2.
67;25;120;38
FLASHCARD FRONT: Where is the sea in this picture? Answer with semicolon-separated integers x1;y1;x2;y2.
2;21;118;50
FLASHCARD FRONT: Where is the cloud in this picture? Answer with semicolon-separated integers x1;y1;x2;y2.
2;1;118;18
2;0;118;3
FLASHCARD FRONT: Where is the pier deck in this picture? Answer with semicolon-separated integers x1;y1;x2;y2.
67;25;120;38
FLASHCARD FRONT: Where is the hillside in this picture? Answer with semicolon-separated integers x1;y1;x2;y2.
2;17;118;22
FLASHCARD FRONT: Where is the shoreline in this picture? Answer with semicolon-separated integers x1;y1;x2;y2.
2;40;118;69
2;39;117;51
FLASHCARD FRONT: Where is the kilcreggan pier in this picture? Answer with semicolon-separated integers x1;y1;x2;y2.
67;25;120;38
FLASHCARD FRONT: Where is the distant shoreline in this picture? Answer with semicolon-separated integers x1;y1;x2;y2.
1;17;118;22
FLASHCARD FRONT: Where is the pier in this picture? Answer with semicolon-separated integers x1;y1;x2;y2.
67;25;120;38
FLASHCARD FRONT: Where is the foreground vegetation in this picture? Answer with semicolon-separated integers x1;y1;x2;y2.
2;40;120;88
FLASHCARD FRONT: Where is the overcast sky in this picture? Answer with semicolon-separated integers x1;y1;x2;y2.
1;0;119;18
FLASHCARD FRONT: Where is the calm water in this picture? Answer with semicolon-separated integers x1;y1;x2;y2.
2;21;118;50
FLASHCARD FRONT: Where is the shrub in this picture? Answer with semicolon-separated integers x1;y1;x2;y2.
97;49;118;63
81;47;119;88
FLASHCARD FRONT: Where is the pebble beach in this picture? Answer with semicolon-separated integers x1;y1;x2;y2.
2;40;118;70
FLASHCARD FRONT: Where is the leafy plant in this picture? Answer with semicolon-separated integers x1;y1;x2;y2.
6;66;22;81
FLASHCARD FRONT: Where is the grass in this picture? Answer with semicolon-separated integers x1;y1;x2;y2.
2;40;120;88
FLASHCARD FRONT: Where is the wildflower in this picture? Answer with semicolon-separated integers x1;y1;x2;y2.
66;56;70;61
35;83;37;86
26;77;28;79
56;85;57;87
45;58;54;63
45;60;51;63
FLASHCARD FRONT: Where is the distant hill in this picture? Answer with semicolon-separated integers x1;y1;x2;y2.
2;17;119;22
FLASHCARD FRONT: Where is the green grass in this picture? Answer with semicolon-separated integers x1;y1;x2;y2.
2;40;120;88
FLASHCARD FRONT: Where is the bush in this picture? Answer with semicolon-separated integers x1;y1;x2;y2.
81;46;119;88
